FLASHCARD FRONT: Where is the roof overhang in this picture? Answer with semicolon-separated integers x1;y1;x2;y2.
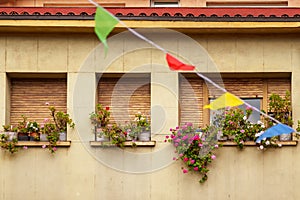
1;7;300;33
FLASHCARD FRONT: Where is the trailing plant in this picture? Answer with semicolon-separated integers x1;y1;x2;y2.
0;134;18;154
166;122;219;184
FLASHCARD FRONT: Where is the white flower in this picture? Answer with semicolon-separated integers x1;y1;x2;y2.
278;144;282;148
261;124;265;128
243;116;247;120
263;137;266;141
140;117;145;121
255;131;264;137
257;120;262;125
265;141;270;145
259;145;264;150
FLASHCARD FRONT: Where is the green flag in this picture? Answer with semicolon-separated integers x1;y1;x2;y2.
95;7;118;51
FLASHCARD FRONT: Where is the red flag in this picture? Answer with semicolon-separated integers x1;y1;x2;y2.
166;53;195;71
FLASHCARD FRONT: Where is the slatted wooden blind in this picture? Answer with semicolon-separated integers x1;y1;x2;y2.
179;74;203;127
97;74;151;125
10;78;67;125
208;78;264;98
267;78;291;99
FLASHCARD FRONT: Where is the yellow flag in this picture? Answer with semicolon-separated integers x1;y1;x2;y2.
204;92;244;110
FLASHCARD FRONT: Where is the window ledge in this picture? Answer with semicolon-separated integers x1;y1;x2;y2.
219;140;297;146
90;141;156;147
16;141;71;147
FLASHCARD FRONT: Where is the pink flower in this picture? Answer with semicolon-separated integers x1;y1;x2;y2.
169;128;173;131
173;157;177;160
179;153;183;157
165;135;169;139
182;135;188;140
214;144;219;148
176;126;179;130
246;106;252;110
183;157;189;162
42;144;47;149
240;129;245;133
53;147;57;151
193;167;199;171
171;134;175;139
229;121;233;125
193;135;199;140
174;143;178;147
23;146;28;150
190;160;195;164
43;118;49;123
182;169;188;173
164;140;167;143
175;138;181;143
198;143;203;147
186;122;193;127
211;155;216;160
45;102;50;106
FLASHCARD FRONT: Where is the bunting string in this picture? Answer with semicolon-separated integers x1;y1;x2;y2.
88;0;297;138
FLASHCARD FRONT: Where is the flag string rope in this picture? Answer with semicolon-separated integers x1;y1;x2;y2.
88;0;295;131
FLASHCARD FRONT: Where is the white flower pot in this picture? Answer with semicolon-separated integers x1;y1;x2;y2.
138;130;151;141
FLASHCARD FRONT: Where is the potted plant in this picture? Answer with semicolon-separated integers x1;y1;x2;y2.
27;121;40;141
268;91;293;141
108;123;127;147
17;115;30;141
90;104;111;141
134;112;151;141
48;105;75;141
2;124;18;141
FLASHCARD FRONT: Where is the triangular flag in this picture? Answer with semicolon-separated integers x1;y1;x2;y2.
94;7;119;51
166;53;195;71
256;124;294;143
204;92;244;110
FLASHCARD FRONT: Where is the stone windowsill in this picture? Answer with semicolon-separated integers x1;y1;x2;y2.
15;141;71;147
90;140;156;147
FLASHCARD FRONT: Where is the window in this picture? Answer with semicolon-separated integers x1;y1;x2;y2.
151;0;179;7
97;73;151;125
9;76;67;125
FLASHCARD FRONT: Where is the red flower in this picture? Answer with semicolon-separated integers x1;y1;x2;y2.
105;107;110;111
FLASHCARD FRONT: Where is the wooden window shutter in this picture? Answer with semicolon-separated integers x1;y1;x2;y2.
10;78;67;125
179;74;204;127
267;78;291;99
97;74;151;125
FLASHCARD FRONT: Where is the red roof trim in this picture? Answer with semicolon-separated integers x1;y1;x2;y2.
0;7;300;18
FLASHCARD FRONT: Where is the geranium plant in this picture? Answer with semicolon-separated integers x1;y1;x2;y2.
166;122;219;183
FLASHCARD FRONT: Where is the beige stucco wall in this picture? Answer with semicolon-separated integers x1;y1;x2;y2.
0;30;300;200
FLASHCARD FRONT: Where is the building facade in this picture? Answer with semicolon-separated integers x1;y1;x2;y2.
0;1;300;200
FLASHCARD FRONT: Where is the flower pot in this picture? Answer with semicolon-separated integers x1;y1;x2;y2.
279;133;292;141
59;132;67;141
40;134;48;141
4;132;17;141
29;132;39;141
95;127;109;142
18;133;29;141
138;130;151;141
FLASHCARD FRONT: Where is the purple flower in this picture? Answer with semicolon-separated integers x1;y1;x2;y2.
175;138;181;143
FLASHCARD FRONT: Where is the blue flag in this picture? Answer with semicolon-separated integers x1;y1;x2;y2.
256;124;294;143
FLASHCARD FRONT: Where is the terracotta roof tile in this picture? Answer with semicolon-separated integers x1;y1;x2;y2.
0;7;300;21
